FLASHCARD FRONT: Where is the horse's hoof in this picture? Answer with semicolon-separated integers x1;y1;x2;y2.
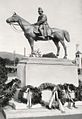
29;54;33;57
55;56;58;58
56;55;58;58
63;56;67;59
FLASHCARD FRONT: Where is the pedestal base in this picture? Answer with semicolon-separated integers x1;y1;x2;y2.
5;104;82;119
17;57;78;87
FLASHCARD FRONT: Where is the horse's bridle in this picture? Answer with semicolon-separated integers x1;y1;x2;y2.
10;23;23;32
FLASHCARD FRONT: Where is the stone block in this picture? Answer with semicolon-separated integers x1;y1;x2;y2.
17;57;78;87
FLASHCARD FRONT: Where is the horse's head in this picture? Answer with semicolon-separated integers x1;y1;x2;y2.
6;12;19;24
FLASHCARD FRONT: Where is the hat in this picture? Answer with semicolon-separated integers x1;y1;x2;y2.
38;7;43;12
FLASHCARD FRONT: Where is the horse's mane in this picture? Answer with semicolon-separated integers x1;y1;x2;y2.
15;13;31;25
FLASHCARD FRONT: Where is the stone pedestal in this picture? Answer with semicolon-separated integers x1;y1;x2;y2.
17;57;78;87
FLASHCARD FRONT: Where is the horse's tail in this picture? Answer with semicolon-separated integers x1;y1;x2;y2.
64;30;70;42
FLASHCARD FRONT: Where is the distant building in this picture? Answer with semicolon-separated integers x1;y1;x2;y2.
75;51;82;69
75;44;82;74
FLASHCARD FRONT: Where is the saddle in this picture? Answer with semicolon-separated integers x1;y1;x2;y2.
33;25;39;34
33;25;52;38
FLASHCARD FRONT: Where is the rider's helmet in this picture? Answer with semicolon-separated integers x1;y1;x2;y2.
38;7;43;13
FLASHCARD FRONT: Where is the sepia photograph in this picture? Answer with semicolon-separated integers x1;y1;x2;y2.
0;0;82;119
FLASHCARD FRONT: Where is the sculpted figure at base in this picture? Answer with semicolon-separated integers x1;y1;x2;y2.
26;88;32;108
6;8;70;58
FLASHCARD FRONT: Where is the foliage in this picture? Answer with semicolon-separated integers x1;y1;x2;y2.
38;83;55;91
14;57;19;65
18;82;82;109
18;85;42;104
0;57;19;107
0;63;8;106
0;64;8;85
0;78;20;107
0;57;6;67
42;52;57;58
0;57;19;66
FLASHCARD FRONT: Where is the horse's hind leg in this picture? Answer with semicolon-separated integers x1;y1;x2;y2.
60;40;67;59
53;40;60;57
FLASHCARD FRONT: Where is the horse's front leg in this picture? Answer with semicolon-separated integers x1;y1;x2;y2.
30;45;34;57
28;37;34;57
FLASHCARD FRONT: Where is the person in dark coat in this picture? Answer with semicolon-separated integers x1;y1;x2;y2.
34;7;50;39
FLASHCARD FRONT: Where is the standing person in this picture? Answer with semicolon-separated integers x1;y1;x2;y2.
34;7;50;39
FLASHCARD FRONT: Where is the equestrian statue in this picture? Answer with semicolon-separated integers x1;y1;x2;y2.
6;7;70;58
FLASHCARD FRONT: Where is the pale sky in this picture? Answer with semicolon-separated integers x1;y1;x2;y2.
0;0;82;59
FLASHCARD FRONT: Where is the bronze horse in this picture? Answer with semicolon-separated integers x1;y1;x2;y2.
6;12;70;58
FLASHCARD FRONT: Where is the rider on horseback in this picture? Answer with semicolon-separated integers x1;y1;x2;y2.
34;7;51;40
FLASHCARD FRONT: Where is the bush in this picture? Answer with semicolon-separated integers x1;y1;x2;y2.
0;64;7;84
0;62;8;107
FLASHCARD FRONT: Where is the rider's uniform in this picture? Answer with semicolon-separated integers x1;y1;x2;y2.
37;14;49;37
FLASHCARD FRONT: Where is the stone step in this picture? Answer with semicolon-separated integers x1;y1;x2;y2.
5;104;82;119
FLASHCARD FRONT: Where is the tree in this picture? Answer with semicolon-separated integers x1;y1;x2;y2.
0;58;8;107
0;64;7;84
15;57;19;65
0;57;6;67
